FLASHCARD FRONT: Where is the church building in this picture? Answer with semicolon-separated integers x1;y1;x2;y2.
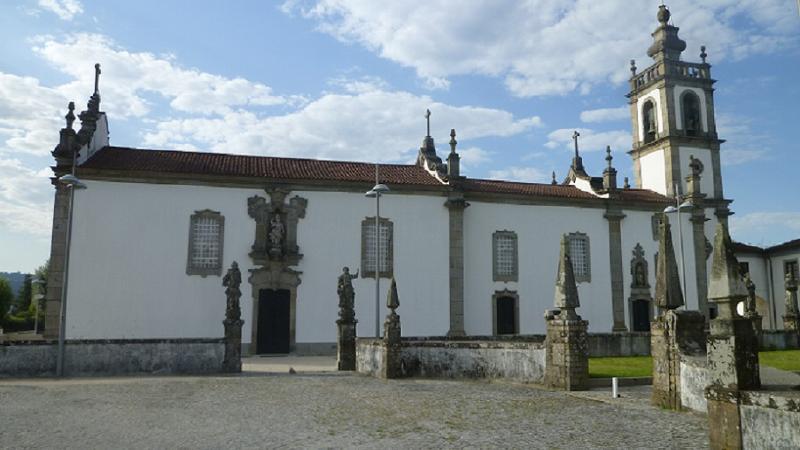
43;6;778;355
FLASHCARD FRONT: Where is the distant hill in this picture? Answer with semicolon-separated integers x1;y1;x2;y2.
0;272;28;296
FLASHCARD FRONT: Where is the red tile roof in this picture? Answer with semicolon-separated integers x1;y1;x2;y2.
80;146;672;205
81;146;442;186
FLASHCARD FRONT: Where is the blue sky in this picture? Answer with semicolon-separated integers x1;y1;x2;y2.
1;0;799;273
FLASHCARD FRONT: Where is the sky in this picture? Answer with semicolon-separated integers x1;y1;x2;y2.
1;0;799;273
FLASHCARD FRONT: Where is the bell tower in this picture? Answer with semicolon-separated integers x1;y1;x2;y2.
627;5;726;208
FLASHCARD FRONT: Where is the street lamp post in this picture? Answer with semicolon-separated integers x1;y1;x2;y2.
31;278;44;335
56;173;86;376
663;184;692;305
365;164;389;338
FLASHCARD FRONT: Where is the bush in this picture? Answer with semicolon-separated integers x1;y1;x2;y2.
2;314;33;332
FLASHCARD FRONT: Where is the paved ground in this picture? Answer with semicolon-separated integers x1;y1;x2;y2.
0;367;708;449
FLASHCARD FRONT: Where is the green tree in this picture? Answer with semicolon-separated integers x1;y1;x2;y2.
15;273;33;311
0;277;13;323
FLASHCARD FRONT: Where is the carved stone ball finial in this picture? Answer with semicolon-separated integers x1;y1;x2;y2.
65;101;76;130
657;4;670;25
449;128;457;154
551;171;557;185
700;45;707;64
630;59;637;76
605;145;613;168
624;177;630;189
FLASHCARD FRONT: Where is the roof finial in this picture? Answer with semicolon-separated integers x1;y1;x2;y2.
623;177;630;189
572;130;580;158
449;128;457;154
551;171;557;185
605;145;613;169
94;63;101;95
65;101;75;130
425;109;431;137
700;45;707;64
657;4;670;26
630;59;637;76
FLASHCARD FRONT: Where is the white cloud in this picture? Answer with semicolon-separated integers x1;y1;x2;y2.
32;34;288;118
142;90;542;163
0;158;53;236
730;212;800;246
285;0;799;96
327;75;389;94
0;73;69;156
488;166;549;183
38;0;83;21
580;106;628;123
716;113;770;166
545;128;630;154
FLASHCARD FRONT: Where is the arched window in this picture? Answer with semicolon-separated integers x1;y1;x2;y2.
682;92;701;136
642;101;657;143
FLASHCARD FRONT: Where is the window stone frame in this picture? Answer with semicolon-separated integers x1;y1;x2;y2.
186;209;225;277
492;230;518;282
568;232;591;283
492;289;520;336
784;258;799;280
361;217;393;279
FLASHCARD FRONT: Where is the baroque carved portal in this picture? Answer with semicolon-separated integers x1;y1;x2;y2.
629;243;654;332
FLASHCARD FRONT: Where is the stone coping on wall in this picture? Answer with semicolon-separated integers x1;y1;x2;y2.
0;337;226;346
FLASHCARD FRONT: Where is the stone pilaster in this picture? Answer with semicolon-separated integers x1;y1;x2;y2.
783;274;799;332
445;194;468;337
44;184;70;339
604;208;627;331
650;309;706;410
705;222;760;450
381;278;403;379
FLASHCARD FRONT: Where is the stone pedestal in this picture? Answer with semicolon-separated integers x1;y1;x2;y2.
222;318;243;373
336;318;357;371
380;312;402;379
708;317;761;392
544;317;588;391
650;310;706;410
783;314;799;332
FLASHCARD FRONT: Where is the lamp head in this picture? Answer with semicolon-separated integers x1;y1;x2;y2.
58;174;87;189
663;206;678;213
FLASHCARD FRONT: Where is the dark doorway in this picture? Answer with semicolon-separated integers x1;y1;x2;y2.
257;289;290;354
632;299;651;332
496;296;516;335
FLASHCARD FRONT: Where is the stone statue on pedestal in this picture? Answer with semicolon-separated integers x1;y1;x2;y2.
222;261;244;373
336;266;358;371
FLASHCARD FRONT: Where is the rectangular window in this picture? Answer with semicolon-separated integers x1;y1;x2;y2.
493;231;518;282
568;232;591;283
738;261;750;277
361;217;393;278
187;210;224;276
785;259;799;280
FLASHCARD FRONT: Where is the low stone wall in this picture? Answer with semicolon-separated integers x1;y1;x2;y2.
0;339;225;377
356;337;546;382
586;332;650;357
740;390;800;449
759;330;799;350
679;356;708;413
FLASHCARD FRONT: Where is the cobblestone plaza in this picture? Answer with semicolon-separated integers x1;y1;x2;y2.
0;367;707;449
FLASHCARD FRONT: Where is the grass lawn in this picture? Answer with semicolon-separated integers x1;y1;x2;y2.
758;349;800;372
588;356;652;378
588;350;800;378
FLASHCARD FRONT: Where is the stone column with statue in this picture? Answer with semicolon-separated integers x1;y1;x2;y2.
543;234;589;391
744;275;762;334
336;266;359;371
222;261;244;373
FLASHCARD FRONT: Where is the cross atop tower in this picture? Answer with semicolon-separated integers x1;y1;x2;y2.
425;109;431;137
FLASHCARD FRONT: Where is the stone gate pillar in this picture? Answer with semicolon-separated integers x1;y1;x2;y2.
650;214;706;409
705;223;761;450
381;278;403;379
544;235;589;391
783;273;799;332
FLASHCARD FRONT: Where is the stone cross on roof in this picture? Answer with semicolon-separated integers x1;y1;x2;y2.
572;130;580;158
94;63;101;94
425;109;431;137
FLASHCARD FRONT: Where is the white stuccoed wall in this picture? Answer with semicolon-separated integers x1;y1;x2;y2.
640;150;667;195
65;180;451;342
462;201;614;334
